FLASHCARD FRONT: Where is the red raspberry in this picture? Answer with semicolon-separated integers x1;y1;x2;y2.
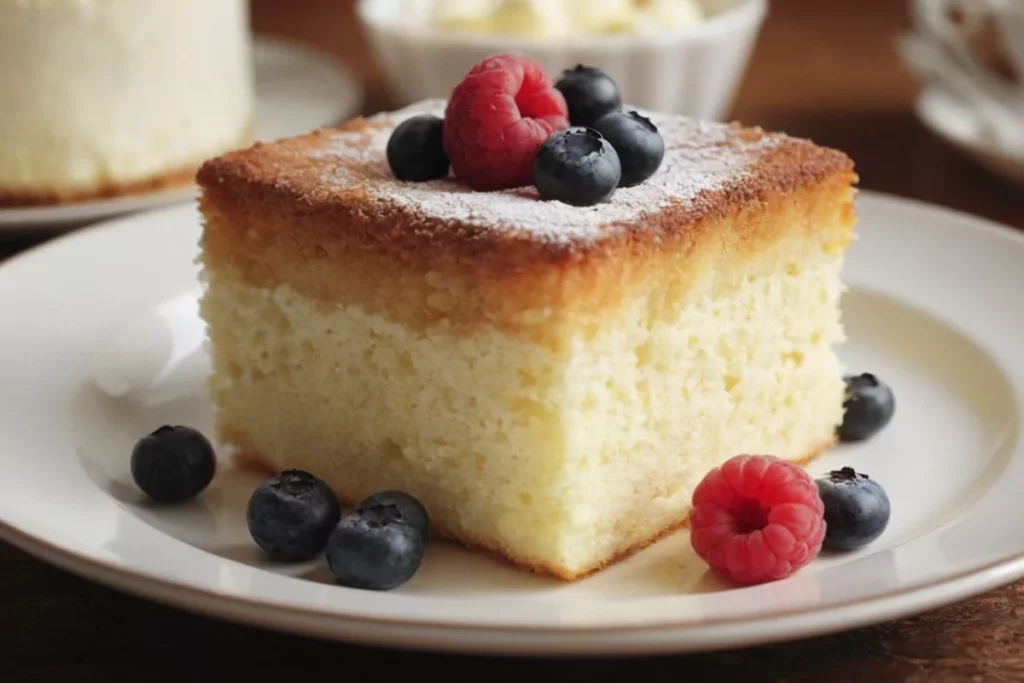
690;455;826;586
443;53;569;191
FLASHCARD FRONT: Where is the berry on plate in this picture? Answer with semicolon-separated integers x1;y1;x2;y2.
326;498;427;591
358;490;431;543
591;110;665;187
246;469;342;562
130;425;216;503
838;373;895;442
533;127;621;207
816;467;891;551
554;65;622;127
689;454;826;586
386;114;450;182
443;53;569;191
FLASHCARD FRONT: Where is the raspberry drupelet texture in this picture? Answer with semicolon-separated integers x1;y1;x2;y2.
689;455;826;586
443;53;569;191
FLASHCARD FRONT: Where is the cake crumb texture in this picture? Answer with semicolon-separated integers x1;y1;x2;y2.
199;169;855;579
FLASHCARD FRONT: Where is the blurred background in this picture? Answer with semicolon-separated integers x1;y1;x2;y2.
3;0;1024;238
6;2;1024;677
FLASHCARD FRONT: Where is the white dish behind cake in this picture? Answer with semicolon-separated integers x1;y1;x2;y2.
357;0;767;120
0;0;255;205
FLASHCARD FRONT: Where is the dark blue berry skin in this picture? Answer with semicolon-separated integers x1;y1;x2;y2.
591;110;665;187
247;470;342;562
555;65;622;127
533;127;621;207
130;425;216;503
838;373;895;442
326;505;426;591
816;467;891;551
358;490;431;543
386;114;450;181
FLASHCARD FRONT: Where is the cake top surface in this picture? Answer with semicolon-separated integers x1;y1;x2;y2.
198;99;854;258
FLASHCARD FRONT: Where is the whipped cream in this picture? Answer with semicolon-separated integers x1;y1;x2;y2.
420;0;705;38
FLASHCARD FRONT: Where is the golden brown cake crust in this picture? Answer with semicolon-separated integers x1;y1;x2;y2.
229;432;835;581
197;101;858;350
196;99;856;271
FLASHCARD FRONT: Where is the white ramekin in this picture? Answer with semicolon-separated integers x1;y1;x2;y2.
356;0;768;121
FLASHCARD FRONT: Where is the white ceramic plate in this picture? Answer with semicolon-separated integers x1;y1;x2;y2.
0;37;362;232
1;191;1023;656
916;84;1024;189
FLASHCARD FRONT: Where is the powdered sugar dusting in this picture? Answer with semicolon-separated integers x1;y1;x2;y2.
307;99;780;246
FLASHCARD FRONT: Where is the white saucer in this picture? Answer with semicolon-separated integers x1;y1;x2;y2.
916;84;1024;189
2;192;1024;656
0;37;362;232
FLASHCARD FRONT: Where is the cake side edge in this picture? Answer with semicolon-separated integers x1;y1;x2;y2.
195;167;858;353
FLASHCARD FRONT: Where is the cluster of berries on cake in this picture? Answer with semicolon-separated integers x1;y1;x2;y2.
385;53;665;206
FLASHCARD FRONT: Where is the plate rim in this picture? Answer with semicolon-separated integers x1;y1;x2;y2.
6;516;1024;656
914;84;1024;189
3;189;1024;655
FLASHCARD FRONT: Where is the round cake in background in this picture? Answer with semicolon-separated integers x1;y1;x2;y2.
0;0;255;206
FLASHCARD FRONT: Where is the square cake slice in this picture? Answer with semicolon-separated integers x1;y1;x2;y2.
196;99;857;580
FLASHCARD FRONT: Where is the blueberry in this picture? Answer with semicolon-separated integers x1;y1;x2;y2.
358;490;431;543
326;506;426;591
591;110;665;187
246;469;342;562
386;114;449;182
533;128;621;207
816;467;891;551
130;425;216;503
838;373;895;442
555;65;622;127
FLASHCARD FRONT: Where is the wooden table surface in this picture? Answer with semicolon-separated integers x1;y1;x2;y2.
6;1;1024;680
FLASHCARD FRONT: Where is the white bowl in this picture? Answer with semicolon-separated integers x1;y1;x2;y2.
357;0;768;121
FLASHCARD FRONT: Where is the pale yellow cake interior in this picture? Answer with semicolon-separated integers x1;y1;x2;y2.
199;181;853;580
